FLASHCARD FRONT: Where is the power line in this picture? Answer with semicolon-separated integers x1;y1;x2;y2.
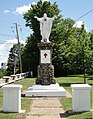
75;8;93;21
0;34;14;37
0;42;16;44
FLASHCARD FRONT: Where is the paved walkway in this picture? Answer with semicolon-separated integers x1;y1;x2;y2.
26;92;71;119
26;98;66;119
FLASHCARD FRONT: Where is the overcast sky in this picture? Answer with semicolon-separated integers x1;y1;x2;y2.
0;0;93;68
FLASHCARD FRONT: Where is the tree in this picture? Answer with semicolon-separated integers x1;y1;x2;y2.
76;24;90;83
7;44;24;75
87;30;93;77
51;18;76;75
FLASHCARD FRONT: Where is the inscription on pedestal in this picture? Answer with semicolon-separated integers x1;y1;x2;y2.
41;50;50;63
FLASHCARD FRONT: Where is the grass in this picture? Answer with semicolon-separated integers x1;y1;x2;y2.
14;78;35;92
0;75;92;119
60;98;92;119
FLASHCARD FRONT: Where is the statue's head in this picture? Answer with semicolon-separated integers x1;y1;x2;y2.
44;13;47;18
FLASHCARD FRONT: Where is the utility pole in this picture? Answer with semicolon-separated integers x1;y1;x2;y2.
15;23;22;73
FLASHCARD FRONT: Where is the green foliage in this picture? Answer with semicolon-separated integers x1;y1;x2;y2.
0;69;7;78
87;30;93;75
22;0;93;76
22;35;40;75
7;44;24;75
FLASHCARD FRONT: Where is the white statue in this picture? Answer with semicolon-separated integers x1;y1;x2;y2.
35;13;55;42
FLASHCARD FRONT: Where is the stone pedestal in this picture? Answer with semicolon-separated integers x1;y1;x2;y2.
71;84;91;112
3;84;22;113
26;83;66;97
36;42;56;85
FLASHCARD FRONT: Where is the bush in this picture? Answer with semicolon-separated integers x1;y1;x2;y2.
0;69;7;78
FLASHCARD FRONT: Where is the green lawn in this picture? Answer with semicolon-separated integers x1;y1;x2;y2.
0;75;92;119
14;78;35;92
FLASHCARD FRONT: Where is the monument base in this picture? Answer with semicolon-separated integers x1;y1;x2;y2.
25;83;66;97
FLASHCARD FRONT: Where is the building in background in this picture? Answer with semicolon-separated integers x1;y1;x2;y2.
1;63;7;70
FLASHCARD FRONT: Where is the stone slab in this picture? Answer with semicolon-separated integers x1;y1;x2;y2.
25;84;66;97
31;83;60;90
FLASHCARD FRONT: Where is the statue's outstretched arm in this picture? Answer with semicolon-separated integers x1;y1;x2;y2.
34;16;41;22
48;16;57;21
52;15;57;20
34;16;38;19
